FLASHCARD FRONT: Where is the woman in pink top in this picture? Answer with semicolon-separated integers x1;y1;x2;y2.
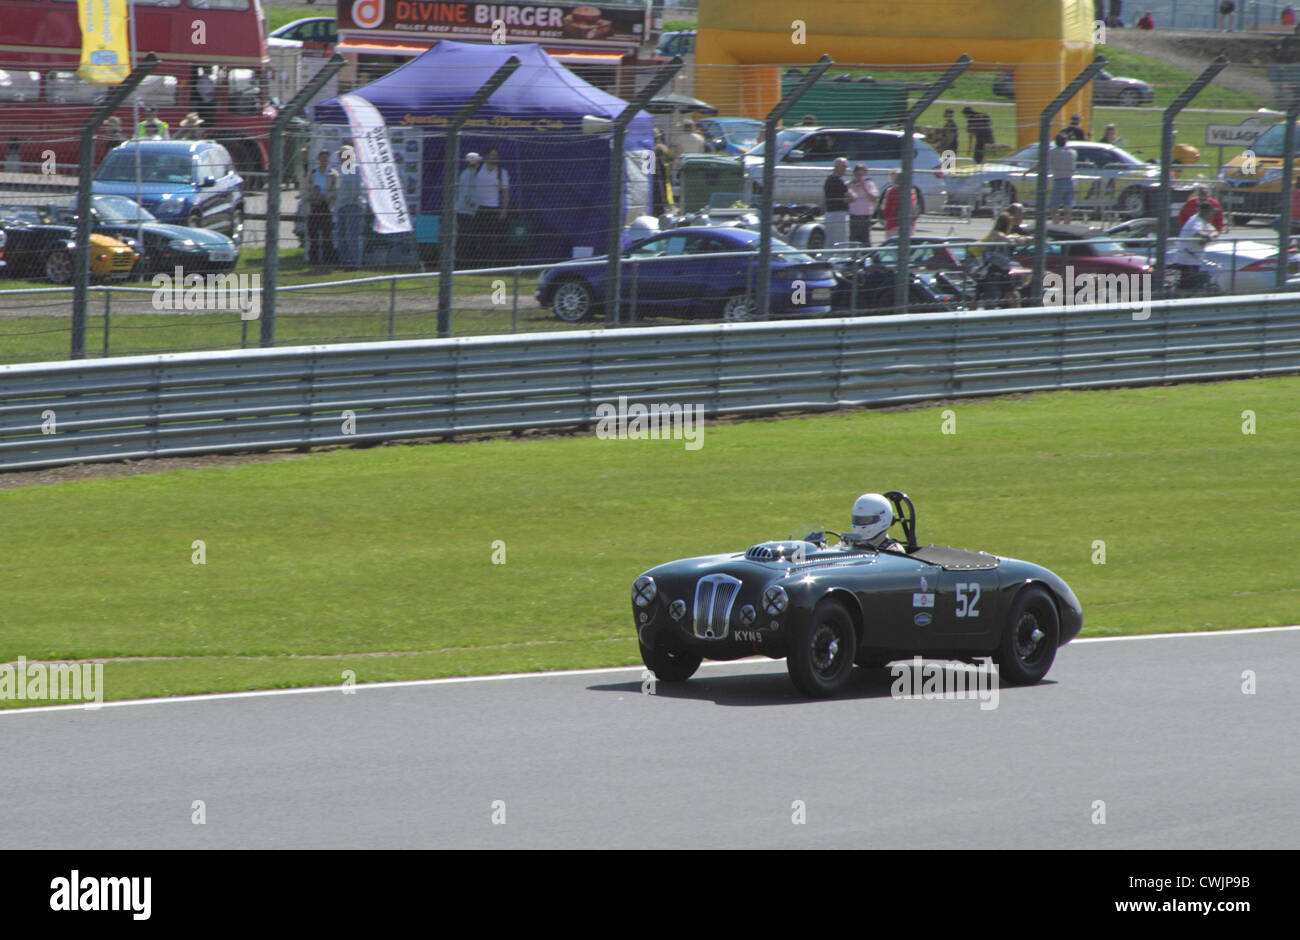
846;163;879;246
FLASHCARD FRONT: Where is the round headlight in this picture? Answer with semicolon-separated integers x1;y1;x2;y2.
633;575;657;608
669;599;686;620
762;585;788;616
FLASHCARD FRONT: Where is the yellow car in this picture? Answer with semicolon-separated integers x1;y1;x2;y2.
1218;123;1300;225
0;204;140;283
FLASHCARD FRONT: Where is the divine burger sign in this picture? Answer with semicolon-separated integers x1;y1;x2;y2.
341;0;649;46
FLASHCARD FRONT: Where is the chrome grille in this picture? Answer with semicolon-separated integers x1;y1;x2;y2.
693;574;741;639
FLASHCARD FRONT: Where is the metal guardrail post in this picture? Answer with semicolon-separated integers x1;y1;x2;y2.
71;54;159;360
1276;105;1300;291
894;56;970;315
1154;56;1228;297
437;56;521;338
262;53;346;348
1031;55;1107;305
756;55;832;321
603;58;682;326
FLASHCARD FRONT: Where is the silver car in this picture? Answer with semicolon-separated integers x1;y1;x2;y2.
741;127;947;214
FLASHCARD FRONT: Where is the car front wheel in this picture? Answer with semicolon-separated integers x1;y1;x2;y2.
1119;88;1141;107
721;291;756;321
640;639;702;683
787;599;858;697
993;586;1059;685
551;278;596;322
45;249;73;284
1118;187;1147;217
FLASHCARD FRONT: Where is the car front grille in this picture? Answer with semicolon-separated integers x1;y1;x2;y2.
108;252;135;271
693;574;741;639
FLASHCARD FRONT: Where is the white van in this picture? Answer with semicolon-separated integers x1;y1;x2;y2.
742;127;948;214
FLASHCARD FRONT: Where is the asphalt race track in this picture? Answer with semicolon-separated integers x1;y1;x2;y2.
3;628;1297;849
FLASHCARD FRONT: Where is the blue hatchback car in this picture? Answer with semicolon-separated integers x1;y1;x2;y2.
93;140;244;245
536;226;837;322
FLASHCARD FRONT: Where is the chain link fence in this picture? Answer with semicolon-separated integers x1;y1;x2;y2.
2;47;1300;364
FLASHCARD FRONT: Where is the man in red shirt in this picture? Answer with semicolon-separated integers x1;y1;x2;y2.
1178;185;1225;232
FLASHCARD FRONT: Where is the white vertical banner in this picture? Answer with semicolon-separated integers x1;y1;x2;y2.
338;94;412;234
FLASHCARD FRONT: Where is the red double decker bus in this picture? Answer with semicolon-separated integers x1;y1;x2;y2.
0;0;275;180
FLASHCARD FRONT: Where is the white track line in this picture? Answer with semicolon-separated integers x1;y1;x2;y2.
1;625;1296;718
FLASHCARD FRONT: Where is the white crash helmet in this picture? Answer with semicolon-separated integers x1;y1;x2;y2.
850;493;894;542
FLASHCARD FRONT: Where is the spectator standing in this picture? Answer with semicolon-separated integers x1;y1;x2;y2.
1137;10;1155;29
1168;201;1221;284
846;164;879;246
135;106;169;139
306;149;338;266
1048;132;1077;224
334;143;366;269
455;151;481;267
675;120;706;172
176;112;204;140
823;157;851;246
1106;0;1123;27
652;129;671;215
1284;5;1298;27
472;146;510;268
1177;184;1225;231
100;116;125;162
963;106;995;164
1101;123;1125;146
881;170;918;239
1218;0;1236;31
937;108;959;157
1061;114;1088;141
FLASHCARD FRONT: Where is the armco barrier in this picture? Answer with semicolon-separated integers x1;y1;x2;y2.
1;293;1299;471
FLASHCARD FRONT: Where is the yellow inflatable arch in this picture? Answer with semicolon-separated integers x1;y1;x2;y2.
695;0;1098;147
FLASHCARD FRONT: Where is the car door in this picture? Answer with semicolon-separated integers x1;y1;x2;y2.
779;132;833;205
691;233;750;312
624;233;699;312
934;567;1001;639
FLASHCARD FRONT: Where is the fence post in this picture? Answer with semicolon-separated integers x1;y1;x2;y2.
603;59;682;326
101;289;110;358
437;57;521;338
1031;54;1107;305
756;55;832;320
1154;56;1228;297
1276;104;1300;291
262;53;346;348
71;54;158;360
894;56;970;315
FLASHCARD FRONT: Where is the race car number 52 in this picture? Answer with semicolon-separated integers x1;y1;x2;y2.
955;583;981;618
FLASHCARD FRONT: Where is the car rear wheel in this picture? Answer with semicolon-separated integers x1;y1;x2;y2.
1119;88;1141;108
986;181;1016;213
639;639;702;683
45;249;73;284
806;229;825;249
721;291;756;321
551;278;596;322
1118;186;1146;217
787;599;858;697
993;586;1059;685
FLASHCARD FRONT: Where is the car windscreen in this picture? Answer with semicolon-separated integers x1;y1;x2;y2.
97;151;197;184
81;195;158;223
1246;124;1296;159
746;129;804;158
722;122;762;149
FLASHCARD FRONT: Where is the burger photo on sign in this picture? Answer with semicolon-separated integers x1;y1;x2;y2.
563;5;614;40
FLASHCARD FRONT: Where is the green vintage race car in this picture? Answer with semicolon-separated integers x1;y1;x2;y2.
631;492;1083;698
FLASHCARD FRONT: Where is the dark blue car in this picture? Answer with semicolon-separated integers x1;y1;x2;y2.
536;227;836;322
93;140;244;244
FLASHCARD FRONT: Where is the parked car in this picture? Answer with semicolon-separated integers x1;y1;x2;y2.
1105;217;1300;293
93;140;244;244
1015;225;1153;279
40;195;238;276
0;204;138;283
631;491;1083;697
945;141;1184;217
742;127;948;214
655;30;695;58
268;16;337;47
536;226;836;322
1216;122;1300;225
993;69;1154;107
696;117;764;155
